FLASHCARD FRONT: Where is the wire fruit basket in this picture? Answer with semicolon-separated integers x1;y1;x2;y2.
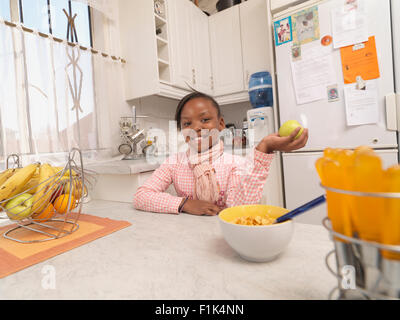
321;184;400;300
0;148;96;243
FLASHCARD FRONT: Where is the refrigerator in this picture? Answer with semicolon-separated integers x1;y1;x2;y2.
272;0;400;225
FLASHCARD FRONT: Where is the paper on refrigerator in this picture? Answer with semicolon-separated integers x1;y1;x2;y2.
331;1;369;49
344;79;379;126
290;42;336;105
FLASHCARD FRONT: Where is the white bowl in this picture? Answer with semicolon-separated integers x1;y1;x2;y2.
218;204;294;262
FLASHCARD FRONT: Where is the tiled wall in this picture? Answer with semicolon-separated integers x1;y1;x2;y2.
132;96;251;130
123;95;252;154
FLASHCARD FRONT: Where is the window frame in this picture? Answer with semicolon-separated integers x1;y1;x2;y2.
18;0;93;47
1;0;103;158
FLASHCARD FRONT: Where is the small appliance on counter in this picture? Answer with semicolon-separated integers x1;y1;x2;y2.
247;71;275;147
118;106;148;160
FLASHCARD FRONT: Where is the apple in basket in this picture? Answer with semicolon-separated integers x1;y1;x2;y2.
5;193;34;220
278;120;304;140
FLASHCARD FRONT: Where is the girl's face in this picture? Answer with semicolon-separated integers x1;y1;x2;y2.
180;98;225;152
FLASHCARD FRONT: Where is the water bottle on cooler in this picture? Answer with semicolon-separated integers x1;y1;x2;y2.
248;71;273;108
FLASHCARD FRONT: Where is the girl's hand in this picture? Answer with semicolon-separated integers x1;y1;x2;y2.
181;199;222;216
256;127;309;153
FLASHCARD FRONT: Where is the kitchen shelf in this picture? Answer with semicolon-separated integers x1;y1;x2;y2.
154;0;171;91
158;62;171;83
156;36;168;47
158;58;169;66
157;37;169;61
159;79;172;85
155;14;167;28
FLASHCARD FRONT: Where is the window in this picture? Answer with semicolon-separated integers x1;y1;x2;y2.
70;0;91;47
50;0;71;40
20;0;49;33
0;0;123;161
19;0;92;47
0;0;11;21
0;0;98;157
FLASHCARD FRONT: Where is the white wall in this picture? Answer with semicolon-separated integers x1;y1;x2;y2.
220;102;252;128
129;95;178;134
120;96;253;156
133;96;252;132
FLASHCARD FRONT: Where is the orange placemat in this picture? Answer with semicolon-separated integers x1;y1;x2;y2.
0;214;131;278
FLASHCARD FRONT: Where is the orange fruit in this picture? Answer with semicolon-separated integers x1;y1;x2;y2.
53;194;76;214
32;203;56;222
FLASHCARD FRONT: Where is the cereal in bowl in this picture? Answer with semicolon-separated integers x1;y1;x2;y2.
233;214;274;226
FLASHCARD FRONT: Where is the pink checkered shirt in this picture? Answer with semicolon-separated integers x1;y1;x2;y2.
133;148;275;214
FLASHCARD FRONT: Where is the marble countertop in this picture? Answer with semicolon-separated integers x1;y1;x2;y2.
84;156;163;175
84;148;253;175
0;200;337;300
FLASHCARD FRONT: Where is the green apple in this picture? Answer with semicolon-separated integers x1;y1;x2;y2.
5;193;34;220
278;120;304;140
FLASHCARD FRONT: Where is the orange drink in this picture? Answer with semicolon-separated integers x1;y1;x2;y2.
352;152;384;242
381;165;400;260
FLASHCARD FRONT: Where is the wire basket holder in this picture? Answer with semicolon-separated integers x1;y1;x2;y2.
0;148;96;243
321;184;400;300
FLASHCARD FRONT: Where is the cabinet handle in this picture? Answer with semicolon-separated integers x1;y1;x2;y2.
210;76;214;90
192;69;196;85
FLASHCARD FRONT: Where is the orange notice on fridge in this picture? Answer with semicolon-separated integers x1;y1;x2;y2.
340;36;380;84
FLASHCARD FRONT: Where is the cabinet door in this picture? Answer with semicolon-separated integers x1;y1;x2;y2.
209;5;244;96
169;0;193;89
190;5;212;95
239;0;271;90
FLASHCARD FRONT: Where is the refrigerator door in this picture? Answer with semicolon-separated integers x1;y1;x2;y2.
273;0;398;151
282;150;399;225
392;0;400;162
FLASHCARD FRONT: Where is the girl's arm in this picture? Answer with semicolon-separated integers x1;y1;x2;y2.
226;128;308;207
225;127;308;207
225;148;274;207
133;158;184;214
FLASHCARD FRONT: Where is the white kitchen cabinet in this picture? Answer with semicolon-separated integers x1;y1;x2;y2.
209;5;244;96
239;0;272;90
168;0;193;89
190;5;213;94
118;0;191;101
169;0;212;94
117;0;274;103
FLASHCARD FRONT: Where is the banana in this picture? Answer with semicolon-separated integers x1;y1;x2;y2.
31;163;59;214
0;168;18;211
0;168;18;186
0;163;39;203
19;168;40;194
0;163;39;202
52;166;78;177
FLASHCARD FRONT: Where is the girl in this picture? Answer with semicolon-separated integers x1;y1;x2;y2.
134;92;308;216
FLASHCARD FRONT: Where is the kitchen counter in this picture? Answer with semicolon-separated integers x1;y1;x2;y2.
84;147;251;175
0;200;337;300
85;156;163;175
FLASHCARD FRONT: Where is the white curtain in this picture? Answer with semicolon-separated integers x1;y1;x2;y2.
0;18;125;167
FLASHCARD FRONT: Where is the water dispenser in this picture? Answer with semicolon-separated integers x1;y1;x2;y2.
247;72;275;146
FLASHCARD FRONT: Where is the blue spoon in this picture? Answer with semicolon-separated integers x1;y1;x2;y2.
274;195;326;224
